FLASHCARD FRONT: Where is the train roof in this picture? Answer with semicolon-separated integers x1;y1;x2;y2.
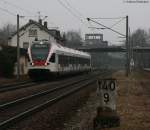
51;43;91;58
30;40;91;58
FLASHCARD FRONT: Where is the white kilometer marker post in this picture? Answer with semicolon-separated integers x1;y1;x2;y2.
93;78;120;130
97;79;116;110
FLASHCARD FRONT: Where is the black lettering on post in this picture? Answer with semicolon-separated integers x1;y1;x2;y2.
104;93;109;103
97;80;102;90
102;80;108;90
109;81;115;91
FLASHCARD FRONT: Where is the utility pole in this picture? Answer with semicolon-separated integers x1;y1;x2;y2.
126;15;129;76
129;27;131;72
17;14;20;80
87;16;129;76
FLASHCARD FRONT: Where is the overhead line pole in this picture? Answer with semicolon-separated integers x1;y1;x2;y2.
87;16;129;76
129;27;132;73
126;16;129;76
17;14;20;80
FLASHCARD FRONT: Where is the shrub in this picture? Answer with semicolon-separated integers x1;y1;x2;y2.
0;46;17;77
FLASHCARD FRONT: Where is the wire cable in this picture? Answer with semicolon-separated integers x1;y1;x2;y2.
0;6;16;16
63;0;85;18
87;18;125;36
109;17;126;29
0;0;35;15
90;17;126;20
57;0;84;24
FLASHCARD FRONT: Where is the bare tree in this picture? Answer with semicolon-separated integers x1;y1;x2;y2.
65;30;83;48
131;29;148;47
130;29;150;69
0;24;16;46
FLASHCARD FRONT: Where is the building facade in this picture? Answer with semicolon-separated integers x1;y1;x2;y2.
82;33;109;69
8;19;63;76
85;33;108;47
8;20;62;49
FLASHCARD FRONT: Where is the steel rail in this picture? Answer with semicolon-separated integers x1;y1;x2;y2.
0;80;32;89
0;73;96;93
0;73;91;93
0;72;102;109
0;79;96;130
0;71;111;130
0;81;43;93
0;77;89;109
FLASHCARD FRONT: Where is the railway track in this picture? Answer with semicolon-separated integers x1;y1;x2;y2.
0;74;85;93
0;80;45;93
0;71;110;130
0;80;31;88
0;73;101;105
0;72;97;93
0;73;97;97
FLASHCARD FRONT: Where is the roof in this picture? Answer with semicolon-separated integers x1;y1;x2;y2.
29;40;91;58
9;20;62;41
85;33;103;36
51;43;91;58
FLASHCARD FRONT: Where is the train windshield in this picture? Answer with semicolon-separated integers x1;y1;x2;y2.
31;43;50;60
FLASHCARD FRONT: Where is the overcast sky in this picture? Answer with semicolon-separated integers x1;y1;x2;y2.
0;0;149;44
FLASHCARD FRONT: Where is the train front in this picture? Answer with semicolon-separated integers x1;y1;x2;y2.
27;41;51;79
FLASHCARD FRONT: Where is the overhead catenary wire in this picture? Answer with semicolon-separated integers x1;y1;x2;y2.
0;6;59;31
0;0;35;15
0;6;37;29
0;0;40;23
88;18;125;30
62;0;91;28
0;6;16;16
63;0;85;18
87;17;126;38
0;0;40;24
56;0;86;25
87;18;126;37
90;17;126;20
109;17;126;29
57;0;82;20
0;6;41;23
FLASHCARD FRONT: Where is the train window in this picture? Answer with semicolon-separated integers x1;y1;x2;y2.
66;56;69;65
64;55;67;66
72;56;74;64
49;53;55;63
58;55;61;64
66;56;68;66
31;43;50;60
69;56;71;64
69;56;72;64
73;56;75;65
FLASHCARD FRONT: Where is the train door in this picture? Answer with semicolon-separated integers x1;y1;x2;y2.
55;53;59;73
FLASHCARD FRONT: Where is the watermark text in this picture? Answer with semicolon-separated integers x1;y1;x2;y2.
123;0;149;3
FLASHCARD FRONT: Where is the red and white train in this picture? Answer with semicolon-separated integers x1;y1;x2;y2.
27;40;91;79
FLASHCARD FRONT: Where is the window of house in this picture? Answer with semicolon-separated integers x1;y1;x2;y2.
29;29;37;37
